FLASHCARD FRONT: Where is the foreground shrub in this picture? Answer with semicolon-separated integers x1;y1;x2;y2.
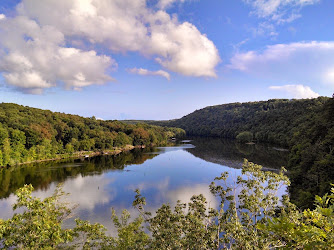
1;160;334;249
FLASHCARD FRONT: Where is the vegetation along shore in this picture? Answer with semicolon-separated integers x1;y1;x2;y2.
0;103;185;168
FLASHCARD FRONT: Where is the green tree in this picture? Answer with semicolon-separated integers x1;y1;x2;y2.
10;129;26;163
132;127;150;146
65;143;74;154
114;132;132;148
0;126;9;146
0;184;75;249
2;138;11;166
236;131;253;143
0;150;3;166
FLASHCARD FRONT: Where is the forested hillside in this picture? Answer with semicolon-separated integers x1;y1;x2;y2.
288;96;334;208
0;103;185;167
150;97;334;208
157;97;329;147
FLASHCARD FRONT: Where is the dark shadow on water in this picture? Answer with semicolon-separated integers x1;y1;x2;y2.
184;137;289;170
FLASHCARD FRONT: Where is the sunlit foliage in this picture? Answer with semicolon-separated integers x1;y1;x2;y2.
0;103;185;167
2;161;334;249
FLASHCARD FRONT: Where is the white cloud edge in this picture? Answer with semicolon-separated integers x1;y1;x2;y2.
244;0;320;23
128;68;171;80
243;0;320;37
269;84;320;99
228;41;334;88
157;0;189;10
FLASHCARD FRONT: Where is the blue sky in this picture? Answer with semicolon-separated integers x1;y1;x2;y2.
0;0;333;120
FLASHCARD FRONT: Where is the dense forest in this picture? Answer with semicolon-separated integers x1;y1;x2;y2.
287;96;334;208
0;103;185;167
151;97;329;147
135;97;334;208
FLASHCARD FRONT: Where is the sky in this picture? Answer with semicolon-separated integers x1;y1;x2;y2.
0;0;333;120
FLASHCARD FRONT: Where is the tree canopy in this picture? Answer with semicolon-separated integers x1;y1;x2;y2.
154;97;329;147
0;103;185;167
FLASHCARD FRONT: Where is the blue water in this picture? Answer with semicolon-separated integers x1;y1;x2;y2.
0;139;288;233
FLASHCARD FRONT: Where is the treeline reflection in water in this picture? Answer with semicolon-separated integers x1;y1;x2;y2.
184;137;289;170
0;148;157;199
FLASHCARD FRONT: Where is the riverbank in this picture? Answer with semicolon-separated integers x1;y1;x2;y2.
2;144;145;169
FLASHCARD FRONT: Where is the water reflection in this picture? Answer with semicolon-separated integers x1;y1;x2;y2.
0;138;288;232
185;137;289;170
0;148;156;199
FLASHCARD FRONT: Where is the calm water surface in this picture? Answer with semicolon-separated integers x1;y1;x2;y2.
0;138;289;232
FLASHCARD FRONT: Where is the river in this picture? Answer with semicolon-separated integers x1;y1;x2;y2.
0;137;289;232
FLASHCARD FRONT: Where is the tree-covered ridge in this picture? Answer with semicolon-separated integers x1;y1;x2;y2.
159;97;329;147
288;96;334;208
149;97;334;208
0;103;185;167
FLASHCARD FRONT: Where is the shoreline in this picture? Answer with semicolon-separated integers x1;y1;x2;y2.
1;144;146;169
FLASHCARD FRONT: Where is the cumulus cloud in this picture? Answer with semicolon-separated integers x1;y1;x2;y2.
244;0;320;23
269;84;320;99
0;14;114;93
149;17;220;77
229;41;334;86
128;68;170;80
0;0;220;93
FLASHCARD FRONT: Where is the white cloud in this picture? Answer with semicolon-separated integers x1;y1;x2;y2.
157;0;188;9
149;19;220;77
0;14;6;20
229;41;334;87
0;15;114;93
269;84;320;99
0;0;220;94
128;68;171;80
244;0;320;23
244;0;320;37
